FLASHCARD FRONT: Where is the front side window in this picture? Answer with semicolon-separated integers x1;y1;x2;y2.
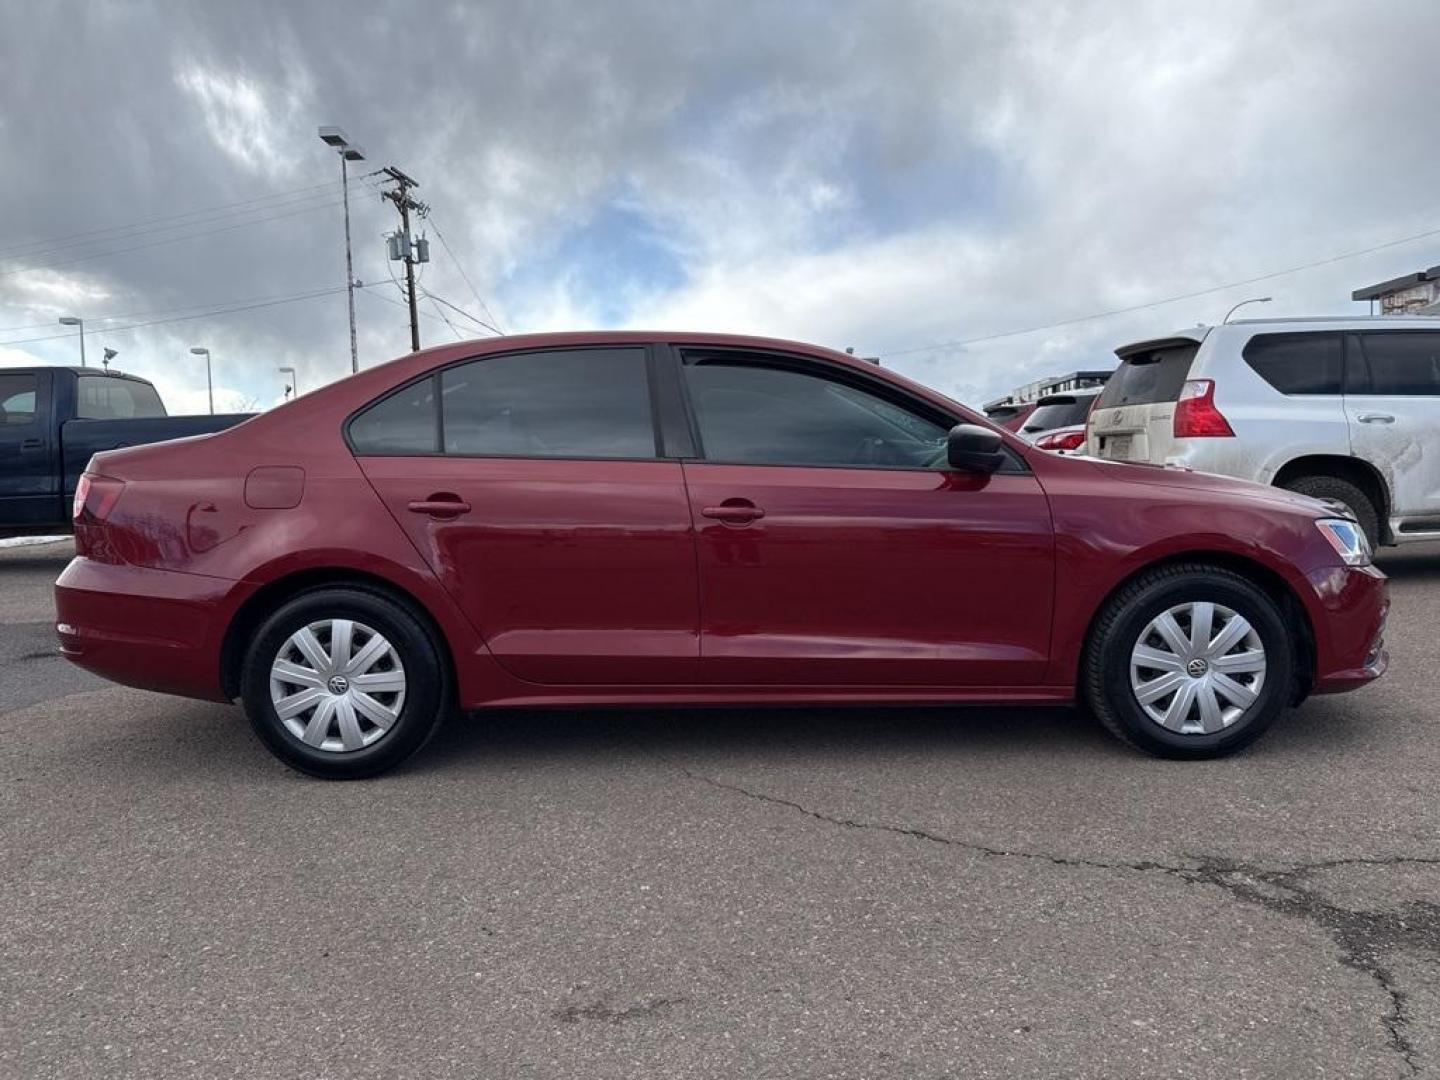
440;348;655;458
684;359;949;468
0;374;37;425
1243;333;1343;395
1354;332;1440;396
349;375;439;455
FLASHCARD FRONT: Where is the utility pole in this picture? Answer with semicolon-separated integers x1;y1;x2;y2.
381;166;429;352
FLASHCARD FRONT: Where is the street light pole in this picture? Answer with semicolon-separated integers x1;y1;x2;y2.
190;347;214;414
58;316;85;367
319;126;366;374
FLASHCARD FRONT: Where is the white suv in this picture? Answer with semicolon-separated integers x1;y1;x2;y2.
1087;316;1440;546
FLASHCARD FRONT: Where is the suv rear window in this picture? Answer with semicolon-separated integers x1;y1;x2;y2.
1243;333;1343;395
1021;395;1095;433
1095;341;1199;408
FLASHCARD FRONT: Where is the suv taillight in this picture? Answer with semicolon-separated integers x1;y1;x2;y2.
73;473;125;523
1036;429;1087;452
1173;379;1234;438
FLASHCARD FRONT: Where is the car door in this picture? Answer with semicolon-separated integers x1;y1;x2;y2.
0;371;59;527
672;348;1055;687
353;346;699;685
1345;331;1440;530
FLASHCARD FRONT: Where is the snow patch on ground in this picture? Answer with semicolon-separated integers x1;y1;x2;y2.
0;536;70;549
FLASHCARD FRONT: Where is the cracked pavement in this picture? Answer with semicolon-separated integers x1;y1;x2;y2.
3;539;1439;1078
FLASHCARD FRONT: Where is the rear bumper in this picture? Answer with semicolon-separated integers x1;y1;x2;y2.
54;557;237;702
1309;563;1389;695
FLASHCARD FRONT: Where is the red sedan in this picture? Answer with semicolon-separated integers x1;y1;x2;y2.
56;332;1388;778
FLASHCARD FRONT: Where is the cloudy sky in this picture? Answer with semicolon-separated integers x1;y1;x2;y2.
1;0;1436;413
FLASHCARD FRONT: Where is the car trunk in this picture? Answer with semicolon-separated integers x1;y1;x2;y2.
1088;337;1202;462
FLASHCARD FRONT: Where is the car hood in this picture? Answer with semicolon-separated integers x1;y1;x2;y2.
1081;458;1336;518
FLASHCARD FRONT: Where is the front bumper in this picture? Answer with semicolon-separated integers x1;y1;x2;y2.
1308;563;1389;695
54;556;238;702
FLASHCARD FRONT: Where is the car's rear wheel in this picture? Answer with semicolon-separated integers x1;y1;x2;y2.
240;586;447;779
1281;475;1380;548
1083;564;1294;759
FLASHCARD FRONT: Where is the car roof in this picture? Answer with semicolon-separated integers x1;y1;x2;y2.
1034;389;1101;406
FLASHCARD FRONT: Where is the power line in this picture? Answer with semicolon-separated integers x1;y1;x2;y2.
419;288;501;335
0;282;364;334
0;285;349;346
425;216;504;333
0;179;351;261
881;222;1440;359
0;197;344;279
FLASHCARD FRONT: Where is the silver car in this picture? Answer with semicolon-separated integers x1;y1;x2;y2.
1087;316;1440;546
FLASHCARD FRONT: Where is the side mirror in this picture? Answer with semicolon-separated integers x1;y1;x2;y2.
946;423;1006;473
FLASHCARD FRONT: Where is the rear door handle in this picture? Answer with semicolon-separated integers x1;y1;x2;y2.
407;495;471;518
701;501;765;525
1357;413;1395;424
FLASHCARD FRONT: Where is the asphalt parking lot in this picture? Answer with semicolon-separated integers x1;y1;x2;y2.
3;540;1439;1079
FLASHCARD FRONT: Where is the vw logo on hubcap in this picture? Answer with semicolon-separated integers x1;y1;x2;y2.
327;674;350;695
1186;658;1209;678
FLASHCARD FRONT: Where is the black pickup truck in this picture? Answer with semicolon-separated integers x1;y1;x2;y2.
1;366;250;536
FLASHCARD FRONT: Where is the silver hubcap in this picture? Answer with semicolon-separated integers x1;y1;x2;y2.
1129;601;1267;735
269;619;406;753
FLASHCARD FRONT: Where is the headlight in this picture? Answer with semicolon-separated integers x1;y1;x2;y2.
1315;518;1372;567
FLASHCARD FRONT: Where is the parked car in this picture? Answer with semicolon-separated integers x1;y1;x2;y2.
983;400;1036;432
1019;389;1102;453
1087;317;1440;546
56;332;1387;778
0;366;250;536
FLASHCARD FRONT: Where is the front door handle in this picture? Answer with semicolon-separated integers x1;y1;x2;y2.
19;438;44;451
701;500;765;525
407;494;471;518
1357;412;1395;424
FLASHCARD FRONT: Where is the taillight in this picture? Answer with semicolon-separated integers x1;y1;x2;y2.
1173;379;1234;438
1036;429;1087;452
73;473;125;523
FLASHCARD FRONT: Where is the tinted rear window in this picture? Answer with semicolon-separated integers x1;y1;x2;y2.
1354;332;1440;396
1021;397;1094;433
76;376;165;419
440;348;655;458
1095;342;1199;408
1243;333;1343;394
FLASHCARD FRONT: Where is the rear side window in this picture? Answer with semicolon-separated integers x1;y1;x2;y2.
350;376;439;454
1021;396;1095;433
0;374;37;424
1095;342;1199;408
1353;332;1440;396
1243;333;1343;394
440;348;655;458
76;376;165;419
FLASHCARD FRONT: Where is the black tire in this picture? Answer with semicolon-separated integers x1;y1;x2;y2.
240;585;448;779
1281;474;1380;549
1082;563;1294;759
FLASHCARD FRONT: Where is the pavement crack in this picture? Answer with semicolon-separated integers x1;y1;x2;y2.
673;763;1192;876
675;763;1440;1073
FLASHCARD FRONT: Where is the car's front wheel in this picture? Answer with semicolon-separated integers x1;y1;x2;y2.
1083;564;1294;758
240;586;448;779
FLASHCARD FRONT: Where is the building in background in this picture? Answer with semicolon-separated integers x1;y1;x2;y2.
1352;265;1440;314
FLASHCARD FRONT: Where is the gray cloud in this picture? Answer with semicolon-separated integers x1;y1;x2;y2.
1;0;1437;412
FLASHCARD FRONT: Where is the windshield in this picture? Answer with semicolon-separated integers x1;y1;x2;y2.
1094;342;1199;408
